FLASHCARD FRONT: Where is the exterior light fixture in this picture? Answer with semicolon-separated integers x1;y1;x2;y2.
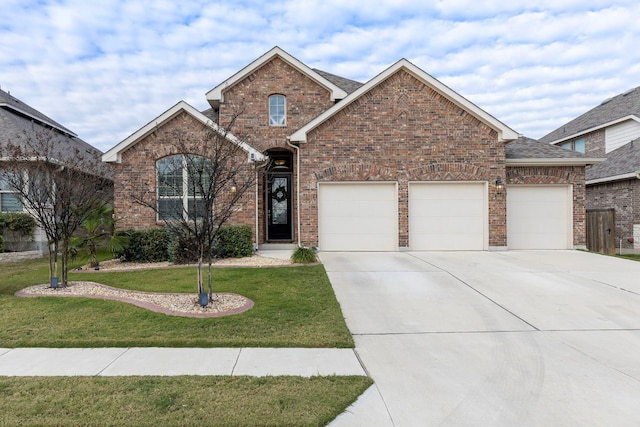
231;180;237;193
495;178;504;192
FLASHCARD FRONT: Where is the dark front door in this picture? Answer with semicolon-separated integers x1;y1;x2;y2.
267;173;292;240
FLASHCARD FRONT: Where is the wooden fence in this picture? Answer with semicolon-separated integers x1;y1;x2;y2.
586;208;616;254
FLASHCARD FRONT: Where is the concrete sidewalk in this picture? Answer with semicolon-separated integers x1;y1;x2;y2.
0;347;366;377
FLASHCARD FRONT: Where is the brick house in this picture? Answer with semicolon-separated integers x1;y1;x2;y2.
540;86;640;252
103;47;599;251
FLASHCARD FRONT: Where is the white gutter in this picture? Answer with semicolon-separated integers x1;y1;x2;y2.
545;115;640;145
506;158;604;167
586;171;640;185
254;160;269;251
286;138;301;247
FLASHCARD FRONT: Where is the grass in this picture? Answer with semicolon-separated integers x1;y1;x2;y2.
0;256;354;348
0;375;373;426
616;253;640;262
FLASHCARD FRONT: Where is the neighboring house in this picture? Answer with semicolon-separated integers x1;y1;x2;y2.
103;46;599;251
0;88;110;253
540;86;640;252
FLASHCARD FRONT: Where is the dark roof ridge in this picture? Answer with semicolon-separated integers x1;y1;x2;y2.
540;85;640;144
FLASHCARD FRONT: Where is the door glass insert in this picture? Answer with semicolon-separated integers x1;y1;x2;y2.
271;177;288;225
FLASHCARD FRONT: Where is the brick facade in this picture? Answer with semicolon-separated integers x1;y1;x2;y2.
106;49;589;251
217;56;338;244
298;69;507;248
113;112;255;231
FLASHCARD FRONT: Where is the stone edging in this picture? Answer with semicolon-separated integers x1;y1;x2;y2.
15;282;254;319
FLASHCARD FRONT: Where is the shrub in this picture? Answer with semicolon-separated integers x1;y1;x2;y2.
0;213;36;251
0;235;4;253
168;230;200;264
0;212;36;237
215;225;254;258
114;228;171;262
291;246;317;264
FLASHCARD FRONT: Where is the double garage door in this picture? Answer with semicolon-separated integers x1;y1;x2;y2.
318;182;573;251
318;182;486;251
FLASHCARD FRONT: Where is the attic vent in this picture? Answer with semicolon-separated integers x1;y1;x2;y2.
600;97;613;105
622;88;636;96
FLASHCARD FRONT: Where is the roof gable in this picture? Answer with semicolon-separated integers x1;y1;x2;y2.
540;86;640;144
101;101;265;163
206;47;348;108
290;59;519;143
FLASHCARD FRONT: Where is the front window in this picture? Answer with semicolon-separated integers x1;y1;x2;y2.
560;137;586;153
0;172;23;212
157;155;211;221
269;94;286;126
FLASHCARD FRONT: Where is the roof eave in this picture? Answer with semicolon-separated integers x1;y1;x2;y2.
586;171;640;185
205;47;347;108
290;59;519;143
506;158;605;167
546;115;640;145
101;101;266;163
0;102;78;137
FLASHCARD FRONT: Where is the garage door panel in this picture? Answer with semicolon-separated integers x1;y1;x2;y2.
409;182;487;251
413;217;484;234
319;183;397;251
507;186;571;250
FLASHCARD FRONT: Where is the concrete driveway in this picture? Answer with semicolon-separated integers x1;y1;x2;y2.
324;250;640;426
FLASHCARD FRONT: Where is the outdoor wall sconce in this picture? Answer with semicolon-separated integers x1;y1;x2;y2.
231;180;238;193
495;178;504;192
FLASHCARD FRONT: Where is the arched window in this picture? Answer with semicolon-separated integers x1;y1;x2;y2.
268;94;286;126
157;155;211;221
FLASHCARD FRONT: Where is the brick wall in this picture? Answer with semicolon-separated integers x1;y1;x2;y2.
218;56;338;243
113;112;255;234
585;130;606;157
506;166;587;247
297;69;507;248
587;179;640;249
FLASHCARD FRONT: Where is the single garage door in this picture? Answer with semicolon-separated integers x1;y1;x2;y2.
507;185;572;249
318;182;397;251
409;182;487;250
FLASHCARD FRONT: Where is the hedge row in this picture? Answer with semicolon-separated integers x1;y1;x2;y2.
115;225;254;263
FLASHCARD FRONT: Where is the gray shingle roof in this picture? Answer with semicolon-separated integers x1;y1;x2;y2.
540;85;640;144
313;69;364;94
0;88;103;156
586;138;640;181
506;136;596;160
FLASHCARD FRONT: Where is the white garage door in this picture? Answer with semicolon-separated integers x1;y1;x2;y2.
318;183;397;251
507;185;572;249
409;182;487;250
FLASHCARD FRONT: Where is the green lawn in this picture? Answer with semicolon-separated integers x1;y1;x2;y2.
0;376;373;426
0;256;367;426
0;257;354;348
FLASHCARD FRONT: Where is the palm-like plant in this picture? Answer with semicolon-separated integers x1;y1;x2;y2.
71;203;128;267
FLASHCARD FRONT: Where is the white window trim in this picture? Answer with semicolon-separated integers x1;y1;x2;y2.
269;94;286;126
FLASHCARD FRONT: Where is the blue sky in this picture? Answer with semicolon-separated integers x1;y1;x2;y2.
1;0;639;152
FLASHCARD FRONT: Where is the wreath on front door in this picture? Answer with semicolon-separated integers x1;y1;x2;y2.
272;185;288;203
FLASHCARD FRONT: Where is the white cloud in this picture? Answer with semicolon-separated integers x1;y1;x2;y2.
1;0;639;150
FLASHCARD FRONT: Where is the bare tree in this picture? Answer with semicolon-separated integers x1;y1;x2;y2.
128;117;260;304
0;128;112;287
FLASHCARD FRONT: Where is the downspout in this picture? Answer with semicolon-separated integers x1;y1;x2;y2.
286;138;301;247
254;158;268;251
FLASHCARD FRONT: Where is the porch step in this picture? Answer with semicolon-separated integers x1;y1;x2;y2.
259;243;298;251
